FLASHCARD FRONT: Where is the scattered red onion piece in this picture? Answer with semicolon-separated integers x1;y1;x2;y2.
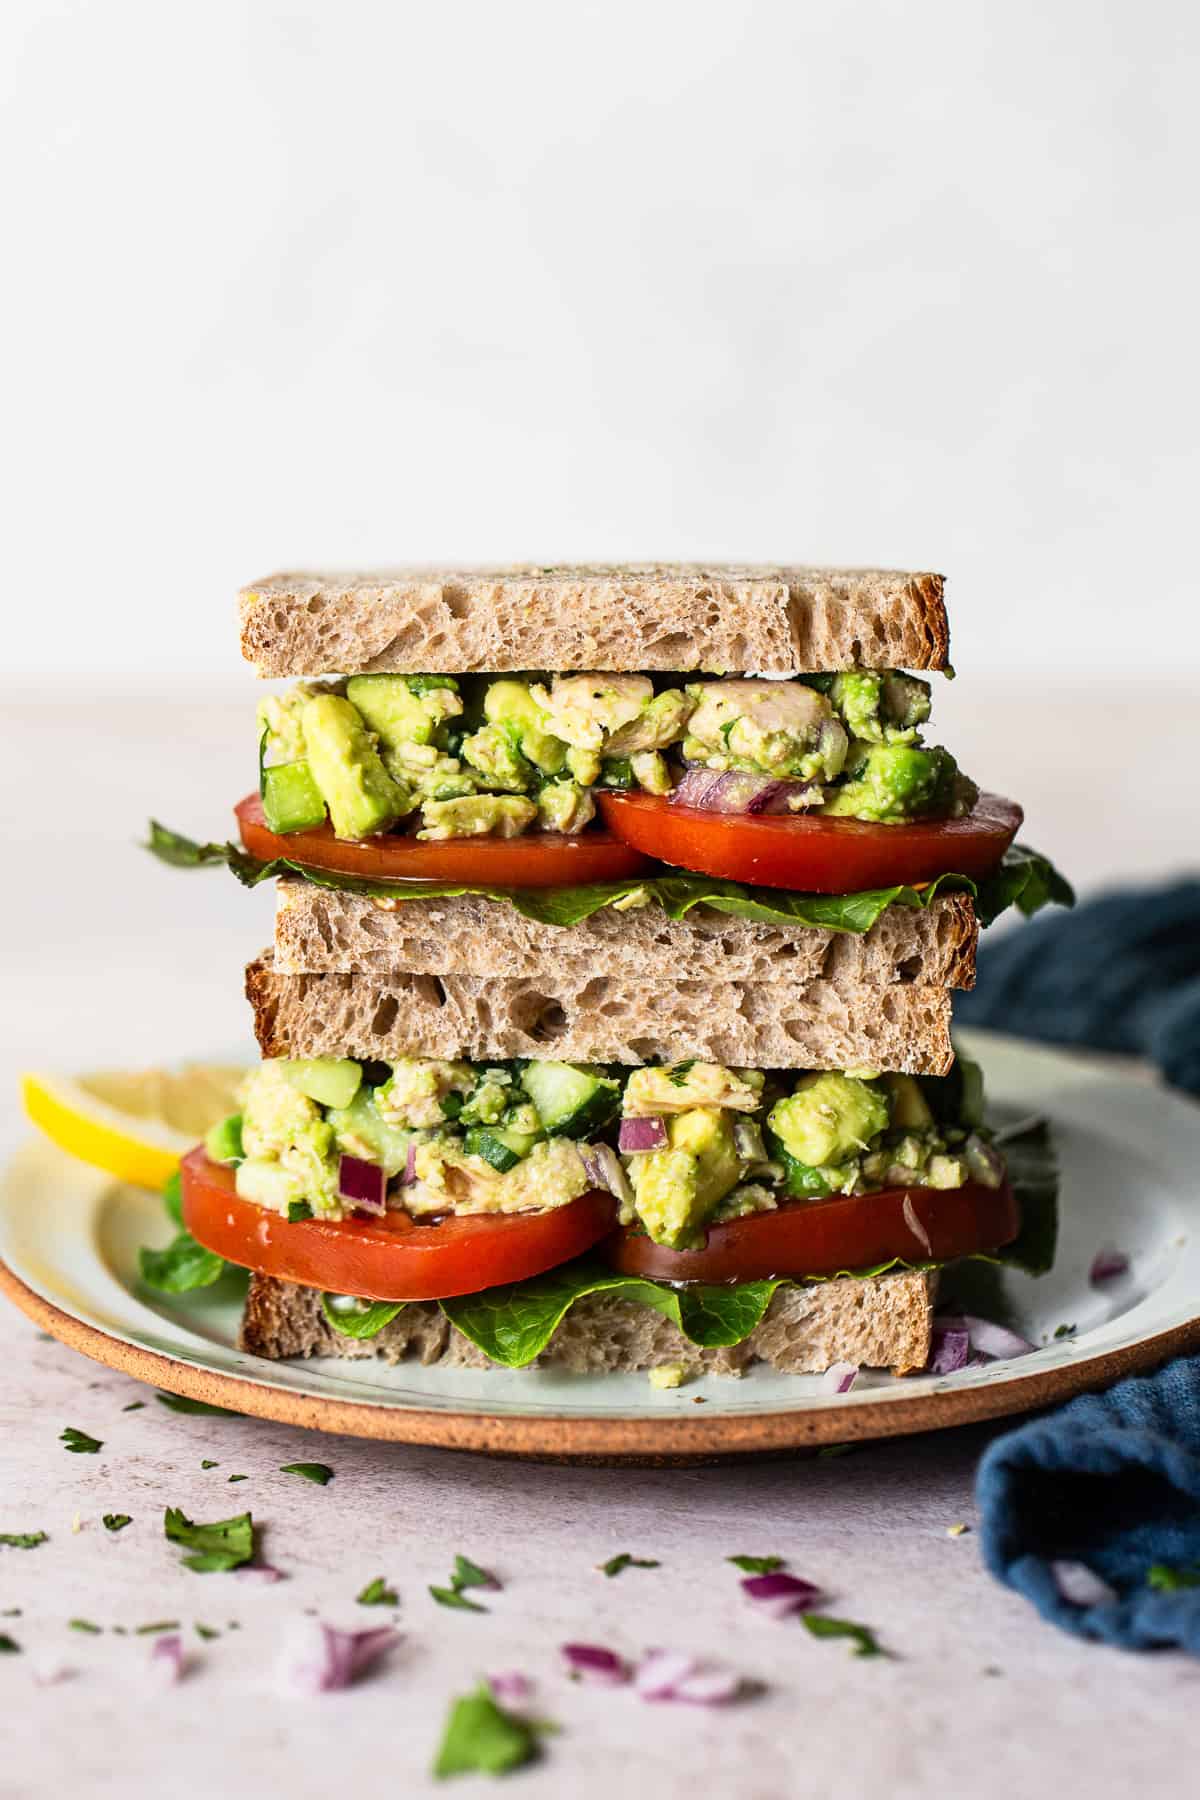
400;1141;418;1186
148;1634;184;1685
277;1620;400;1695
935;1314;1036;1362
618;1116;668;1154
732;1118;768;1164
928;1327;971;1375
31;1657;74;1687
337;1153;387;1216
488;1670;533;1706
741;1573;822;1619
1051;1561;1119;1608
561;1643;630;1686
634;1648;744;1705
670;768;817;815
235;1563;285;1585
821;1362;858;1395
1089;1246;1130;1287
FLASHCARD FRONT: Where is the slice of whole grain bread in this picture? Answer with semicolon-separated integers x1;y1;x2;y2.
273;879;977;988
239;564;948;678
245;951;955;1074
240;1268;938;1378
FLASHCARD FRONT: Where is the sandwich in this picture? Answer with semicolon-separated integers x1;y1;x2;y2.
148;564;1070;1380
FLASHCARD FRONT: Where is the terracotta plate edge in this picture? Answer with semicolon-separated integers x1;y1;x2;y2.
6;1260;1200;1462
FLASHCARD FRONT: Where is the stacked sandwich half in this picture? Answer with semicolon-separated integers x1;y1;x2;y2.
158;565;1070;1379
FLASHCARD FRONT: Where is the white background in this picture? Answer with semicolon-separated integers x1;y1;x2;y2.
4;0;1200;680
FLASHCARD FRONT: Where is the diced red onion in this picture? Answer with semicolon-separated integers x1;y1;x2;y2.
277;1620;399;1695
634;1648;743;1706
1051;1560;1118;1608
489;1670;533;1705
821;1361;858;1395
670;768;817;815
31;1657;75;1687
741;1573;822;1618
561;1642;629;1685
964;1133;1006;1188
1089;1246;1130;1287
928;1327;971;1375
148;1633;184;1685
400;1140;418;1186
337;1153;387;1216
580;1143;632;1206
936;1314;1036;1361
733;1119;767;1164
235;1563;285;1584
618;1116;668;1154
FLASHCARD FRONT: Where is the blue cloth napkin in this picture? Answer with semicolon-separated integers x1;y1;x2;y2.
966;878;1200;1649
955;878;1200;1095
978;1359;1200;1651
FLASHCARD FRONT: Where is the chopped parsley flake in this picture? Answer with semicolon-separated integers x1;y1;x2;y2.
0;1633;20;1653
201;1460;218;1470
122;1401;146;1412
227;1475;248;1483
195;1624;220;1640
280;1462;333;1485
599;1553;661;1578
70;1619;102;1634
156;1393;241;1416
164;1507;254;1573
60;1427;102;1454
136;1620;181;1635
802;1614;884;1658
1053;1324;1077;1340
1147;1564;1200;1591
357;1577;398;1607
430;1554;498;1614
102;1514;132;1533
728;1554;784;1574
0;1532;48;1550
667;1060;696;1087
433;1684;539;1778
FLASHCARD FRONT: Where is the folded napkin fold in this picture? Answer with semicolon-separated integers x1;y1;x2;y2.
978;1358;1200;1651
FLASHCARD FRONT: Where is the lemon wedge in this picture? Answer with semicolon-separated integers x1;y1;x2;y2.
21;1065;246;1190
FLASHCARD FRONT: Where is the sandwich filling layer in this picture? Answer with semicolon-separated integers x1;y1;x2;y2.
211;1052;1002;1253
255;669;976;842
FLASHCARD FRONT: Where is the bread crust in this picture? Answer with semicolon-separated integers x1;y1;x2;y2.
245;952;955;1075
240;1268;938;1378
238;565;949;677
273;879;977;989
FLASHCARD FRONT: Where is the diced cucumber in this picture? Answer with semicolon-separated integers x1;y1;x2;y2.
327;1086;412;1178
204;1112;244;1166
261;761;327;833
520;1061;621;1138
281;1058;363;1111
463;1126;541;1173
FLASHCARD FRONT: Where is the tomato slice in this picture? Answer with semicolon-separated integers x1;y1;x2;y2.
602;1178;1019;1283
596;790;1021;893
235;792;652;889
181;1146;618;1300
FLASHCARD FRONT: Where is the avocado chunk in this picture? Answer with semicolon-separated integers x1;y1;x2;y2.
345;674;461;750
536;780;596;834
326;1085;413;1177
820;742;968;822
768;1073;889;1168
483;680;567;775
883;1073;934;1131
261;760;327;833
300;694;408;840
280;1058;363;1111
629;1107;741;1248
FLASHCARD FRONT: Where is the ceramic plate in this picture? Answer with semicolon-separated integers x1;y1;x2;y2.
2;1031;1198;1463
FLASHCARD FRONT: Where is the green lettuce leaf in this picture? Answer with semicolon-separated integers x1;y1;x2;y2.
144;820;1072;934
320;1294;407;1339
139;1232;226;1294
437;1119;1058;1366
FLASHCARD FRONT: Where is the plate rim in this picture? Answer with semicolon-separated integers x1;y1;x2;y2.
6;1259;1199;1463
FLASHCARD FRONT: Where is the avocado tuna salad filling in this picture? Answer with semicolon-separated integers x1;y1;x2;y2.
254;668;978;842
208;1052;1003;1253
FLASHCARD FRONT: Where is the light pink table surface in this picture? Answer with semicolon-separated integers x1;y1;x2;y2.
1;685;1197;1797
